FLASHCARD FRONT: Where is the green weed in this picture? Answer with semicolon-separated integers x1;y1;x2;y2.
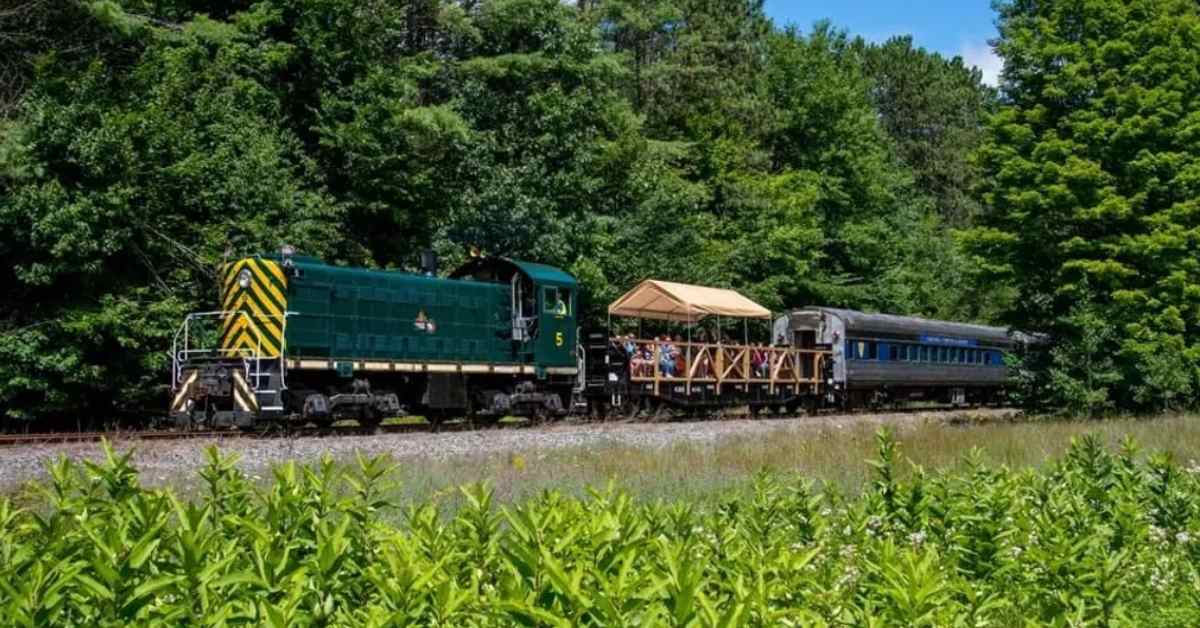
3;432;1200;625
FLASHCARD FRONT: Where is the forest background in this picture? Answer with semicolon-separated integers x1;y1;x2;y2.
0;0;1197;422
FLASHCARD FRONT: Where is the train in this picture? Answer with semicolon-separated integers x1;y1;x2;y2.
169;250;1018;427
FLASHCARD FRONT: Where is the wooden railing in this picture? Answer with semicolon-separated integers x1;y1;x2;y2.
612;338;829;395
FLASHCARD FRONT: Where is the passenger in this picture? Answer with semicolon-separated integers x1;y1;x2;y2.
641;343;654;376
660;336;676;377
673;335;687;377
625;336;645;376
696;351;712;378
752;343;769;379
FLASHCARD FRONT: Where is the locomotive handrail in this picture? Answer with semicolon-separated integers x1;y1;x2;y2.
170;310;288;391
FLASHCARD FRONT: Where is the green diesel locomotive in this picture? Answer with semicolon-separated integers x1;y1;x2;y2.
170;251;579;427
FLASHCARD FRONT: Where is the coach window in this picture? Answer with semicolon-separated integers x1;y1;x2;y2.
889;345;899;361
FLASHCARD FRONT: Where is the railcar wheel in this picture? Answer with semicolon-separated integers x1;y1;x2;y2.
631;396;652;420
649;400;672;422
358;405;382;430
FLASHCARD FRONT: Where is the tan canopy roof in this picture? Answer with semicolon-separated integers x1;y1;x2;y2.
608;280;771;322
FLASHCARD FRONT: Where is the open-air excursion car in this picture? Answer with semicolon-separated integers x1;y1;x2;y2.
580;280;831;418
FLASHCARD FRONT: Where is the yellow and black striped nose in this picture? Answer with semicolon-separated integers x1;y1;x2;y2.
220;258;287;357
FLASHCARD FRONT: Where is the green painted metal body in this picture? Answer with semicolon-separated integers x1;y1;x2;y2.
276;256;577;368
516;261;577;369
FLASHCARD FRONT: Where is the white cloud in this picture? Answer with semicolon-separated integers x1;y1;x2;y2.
959;40;1002;87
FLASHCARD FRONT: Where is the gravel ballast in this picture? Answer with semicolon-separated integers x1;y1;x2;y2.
0;409;1013;489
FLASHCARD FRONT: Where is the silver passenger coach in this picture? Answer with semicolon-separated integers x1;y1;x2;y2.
774;307;1014;407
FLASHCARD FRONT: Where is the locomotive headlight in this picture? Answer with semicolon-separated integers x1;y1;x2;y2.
238;268;252;289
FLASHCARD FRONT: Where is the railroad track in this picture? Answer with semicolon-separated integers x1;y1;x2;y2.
0;405;1009;449
0;421;509;448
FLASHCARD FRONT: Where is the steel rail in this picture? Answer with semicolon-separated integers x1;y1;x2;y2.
0;405;1007;449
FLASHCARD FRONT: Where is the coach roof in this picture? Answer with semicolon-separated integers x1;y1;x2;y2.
609;280;771;322
805;307;1015;346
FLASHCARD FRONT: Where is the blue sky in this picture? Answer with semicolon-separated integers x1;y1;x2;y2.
764;1;1002;85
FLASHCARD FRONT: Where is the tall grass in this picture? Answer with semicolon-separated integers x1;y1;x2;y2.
3;428;1200;625
378;413;1200;507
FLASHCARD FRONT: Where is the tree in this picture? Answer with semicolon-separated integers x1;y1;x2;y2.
0;9;344;423
0;0;1026;423
859;35;996;226
1047;294;1122;417
967;0;1200;411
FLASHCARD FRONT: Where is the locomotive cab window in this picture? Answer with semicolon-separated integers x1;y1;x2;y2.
543;287;571;316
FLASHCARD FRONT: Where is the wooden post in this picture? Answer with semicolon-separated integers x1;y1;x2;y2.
715;343;724;387
653;342;660;396
743;345;751;384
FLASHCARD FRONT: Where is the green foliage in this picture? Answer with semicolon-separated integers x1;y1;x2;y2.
0;0;1019;422
1047;293;1123;417
859;35;996;226
968;0;1200;412
5;435;1200;624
